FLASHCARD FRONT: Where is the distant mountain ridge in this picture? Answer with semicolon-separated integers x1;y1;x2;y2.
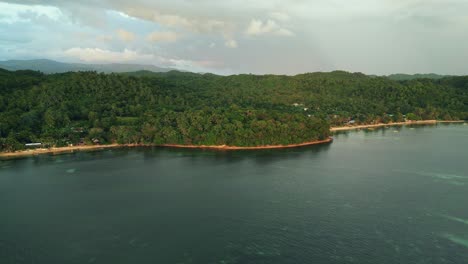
0;59;459;79
0;59;173;74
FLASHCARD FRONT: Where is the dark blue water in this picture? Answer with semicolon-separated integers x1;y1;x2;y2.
1;124;467;264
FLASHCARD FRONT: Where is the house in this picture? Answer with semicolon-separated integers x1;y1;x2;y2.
71;127;84;133
292;103;304;107
25;143;42;148
303;108;309;111
348;120;356;124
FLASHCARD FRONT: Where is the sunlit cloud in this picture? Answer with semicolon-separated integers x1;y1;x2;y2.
116;29;135;42
147;31;179;43
63;48;155;63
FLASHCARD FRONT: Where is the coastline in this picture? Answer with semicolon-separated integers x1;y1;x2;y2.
0;144;123;158
330;120;464;132
0;120;465;159
0;138;333;159
157;138;333;150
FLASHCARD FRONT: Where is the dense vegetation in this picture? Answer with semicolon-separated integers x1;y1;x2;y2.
0;68;467;151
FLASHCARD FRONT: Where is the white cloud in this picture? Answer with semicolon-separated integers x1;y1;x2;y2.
275;28;294;36
115;11;136;20
245;19;294;36
60;47;230;73
270;12;290;22
0;2;63;24
224;39;238;48
147;31;179;43
116;29;135;42
63;47;155;63
161;58;227;73
124;7;232;35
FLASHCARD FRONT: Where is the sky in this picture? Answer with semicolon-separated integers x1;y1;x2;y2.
0;0;467;75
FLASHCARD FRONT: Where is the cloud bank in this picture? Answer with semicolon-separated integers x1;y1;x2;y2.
0;0;467;75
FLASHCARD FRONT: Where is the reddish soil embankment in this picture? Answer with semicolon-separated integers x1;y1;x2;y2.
157;137;333;150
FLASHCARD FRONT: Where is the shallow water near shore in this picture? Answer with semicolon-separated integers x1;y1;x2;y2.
1;124;467;263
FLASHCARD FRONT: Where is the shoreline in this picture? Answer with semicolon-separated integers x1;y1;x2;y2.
0;120;465;159
157;138;333;150
330;120;464;132
0;144;123;158
0;138;333;159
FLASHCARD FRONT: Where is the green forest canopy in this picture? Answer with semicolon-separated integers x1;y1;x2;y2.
0;68;467;151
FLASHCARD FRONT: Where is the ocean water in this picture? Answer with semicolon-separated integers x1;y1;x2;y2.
0;124;467;264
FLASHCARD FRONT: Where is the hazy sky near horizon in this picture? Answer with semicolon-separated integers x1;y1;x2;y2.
1;0;467;75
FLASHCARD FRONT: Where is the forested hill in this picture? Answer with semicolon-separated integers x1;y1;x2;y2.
0;69;467;151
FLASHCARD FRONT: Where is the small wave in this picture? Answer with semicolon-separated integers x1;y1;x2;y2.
395;170;468;180
440;215;468;225
440;233;468;248
422;172;467;180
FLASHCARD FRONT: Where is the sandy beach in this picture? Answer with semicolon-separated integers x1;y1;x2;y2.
329;119;456;132
0;120;464;158
0;144;123;158
0;138;333;158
